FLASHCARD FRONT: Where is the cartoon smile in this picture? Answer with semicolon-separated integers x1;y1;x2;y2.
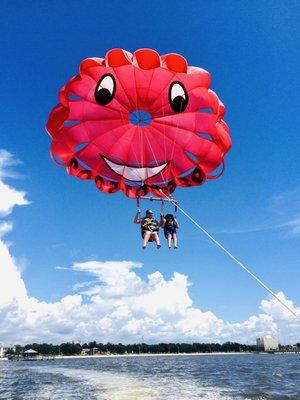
47;48;231;198
104;157;168;181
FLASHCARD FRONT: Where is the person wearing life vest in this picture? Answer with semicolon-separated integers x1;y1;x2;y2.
134;209;161;249
161;213;179;249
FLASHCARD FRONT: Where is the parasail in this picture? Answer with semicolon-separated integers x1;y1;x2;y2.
46;48;231;199
45;49;300;319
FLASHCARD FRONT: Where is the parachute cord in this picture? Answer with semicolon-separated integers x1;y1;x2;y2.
112;69;142;182
161;193;299;320
161;200;164;215
133;70;297;319
144;102;297;319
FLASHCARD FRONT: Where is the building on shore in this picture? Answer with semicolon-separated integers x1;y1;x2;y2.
0;344;15;358
256;336;279;351
23;349;39;360
81;348;90;355
81;347;104;356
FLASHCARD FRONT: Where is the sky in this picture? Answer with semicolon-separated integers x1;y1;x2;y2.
0;0;299;345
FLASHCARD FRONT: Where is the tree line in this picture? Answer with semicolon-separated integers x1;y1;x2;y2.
6;341;259;356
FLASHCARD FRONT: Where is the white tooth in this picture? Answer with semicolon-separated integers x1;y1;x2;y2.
151;164;167;175
105;159;124;175
104;158;167;181
124;166;147;181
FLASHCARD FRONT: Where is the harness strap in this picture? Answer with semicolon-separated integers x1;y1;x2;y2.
174;201;178;213
160;200;164;215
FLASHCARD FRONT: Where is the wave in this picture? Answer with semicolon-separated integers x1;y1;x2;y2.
30;365;235;400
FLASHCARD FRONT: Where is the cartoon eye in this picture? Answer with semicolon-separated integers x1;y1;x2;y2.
95;74;116;105
169;81;188;113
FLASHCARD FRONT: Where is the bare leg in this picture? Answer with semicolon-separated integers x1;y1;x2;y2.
143;231;151;249
173;233;178;248
153;233;161;249
167;234;172;248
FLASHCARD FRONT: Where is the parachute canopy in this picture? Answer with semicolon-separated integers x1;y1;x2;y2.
46;48;231;198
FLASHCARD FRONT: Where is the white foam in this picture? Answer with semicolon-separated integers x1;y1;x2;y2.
30;365;236;400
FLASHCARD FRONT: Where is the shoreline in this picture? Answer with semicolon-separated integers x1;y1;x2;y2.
1;352;250;362
2;351;298;361
55;352;254;359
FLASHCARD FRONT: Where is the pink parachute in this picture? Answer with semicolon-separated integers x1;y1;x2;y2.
46;48;231;198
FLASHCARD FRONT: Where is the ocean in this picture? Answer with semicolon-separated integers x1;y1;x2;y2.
0;354;299;399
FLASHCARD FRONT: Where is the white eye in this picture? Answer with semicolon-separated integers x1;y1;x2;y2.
170;82;186;101
97;75;114;93
169;81;188;113
95;74;116;105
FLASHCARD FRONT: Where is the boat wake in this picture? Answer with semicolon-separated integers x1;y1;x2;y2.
30;365;235;400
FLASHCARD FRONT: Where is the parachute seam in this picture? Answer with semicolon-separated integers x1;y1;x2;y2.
67;81;132;114
143;126;169;184
76;123;133;172
153;85;214;115
149;124;195;170
146;72;176;112
111;67;137;110
109;84;142;186
144;125;188;186
132;66;145;180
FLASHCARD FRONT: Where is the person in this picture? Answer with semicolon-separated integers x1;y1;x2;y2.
161;213;179;249
134;209;161;249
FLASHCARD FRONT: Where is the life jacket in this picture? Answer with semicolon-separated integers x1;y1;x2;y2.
141;217;159;232
165;216;177;229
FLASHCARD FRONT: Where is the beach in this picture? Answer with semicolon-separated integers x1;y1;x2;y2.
1;351;257;362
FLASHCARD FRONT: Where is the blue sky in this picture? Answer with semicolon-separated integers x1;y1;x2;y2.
0;1;299;342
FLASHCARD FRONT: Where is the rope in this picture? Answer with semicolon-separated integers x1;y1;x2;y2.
126;72;298;320
161;193;299;320
160;199;164;215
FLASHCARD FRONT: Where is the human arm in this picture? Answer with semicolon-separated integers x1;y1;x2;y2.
174;218;179;228
154;219;160;231
134;210;142;224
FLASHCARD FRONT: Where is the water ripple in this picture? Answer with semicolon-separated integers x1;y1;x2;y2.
0;354;299;399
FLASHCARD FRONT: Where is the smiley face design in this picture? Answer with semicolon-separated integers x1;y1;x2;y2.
46;48;231;198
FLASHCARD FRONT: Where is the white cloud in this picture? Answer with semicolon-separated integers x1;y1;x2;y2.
0;181;28;217
0;245;299;344
266;188;300;236
218;187;300;236
260;291;298;320
72;280;97;291
0;221;13;237
283;217;300;235
0;149;22;179
0;149;28;217
0;239;28;307
0;150;29;307
55;266;70;271
0;149;299;345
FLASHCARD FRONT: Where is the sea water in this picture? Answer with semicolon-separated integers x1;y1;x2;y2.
0;354;299;399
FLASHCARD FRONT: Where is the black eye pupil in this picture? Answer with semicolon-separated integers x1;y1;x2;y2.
94;74;116;106
169;81;189;113
172;96;186;113
95;88;112;105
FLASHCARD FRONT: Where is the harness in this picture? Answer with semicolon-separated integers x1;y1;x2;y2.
142;217;159;232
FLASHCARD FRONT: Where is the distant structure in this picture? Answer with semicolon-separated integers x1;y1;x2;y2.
0;344;15;358
23;349;39;360
81;347;102;356
81;347;90;355
256;336;279;351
